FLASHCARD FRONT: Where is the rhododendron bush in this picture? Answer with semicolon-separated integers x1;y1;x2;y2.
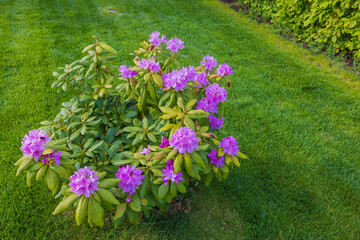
14;33;247;227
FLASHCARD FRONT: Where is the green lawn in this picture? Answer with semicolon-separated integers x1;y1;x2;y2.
1;0;360;239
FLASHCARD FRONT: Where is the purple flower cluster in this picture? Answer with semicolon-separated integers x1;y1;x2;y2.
119;65;138;79
201;55;218;71
69;167;99;198
148;31;167;47
166;37;185;53
208;115;224;130
159;136;170;148
140;145;150;155
196;98;219;113
196;83;227;114
205;83;227;103
116;165;145;196
170;127;199;154
161;160;183;185
139;58;161;73
194;72;210;88
216;63;233;77
21;129;51;161
42;149;62;165
219;136;239;156
162;66;197;91
208;150;225;168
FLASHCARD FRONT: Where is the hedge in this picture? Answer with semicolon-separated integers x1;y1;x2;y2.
237;0;360;59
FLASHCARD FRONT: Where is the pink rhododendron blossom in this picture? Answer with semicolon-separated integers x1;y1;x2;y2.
205;83;227;103
162;70;188;91
138;58;161;73
166;37;184;53
161;160;183;185
140;145;150;155
182;65;197;82
116;165;145;196
41;149;62;165
216;63;233;76
201;55;218;71
162;66;197;91
148;31;167;47
119;65;137;79
208;115;224;130
194;72;210;88
208;149;225;168
21;129;51;161
69;167;99;198
196;97;219;113
170;127;199;154
218;136;239;156
159;136;170;148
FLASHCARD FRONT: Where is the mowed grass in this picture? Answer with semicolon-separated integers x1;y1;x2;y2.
1;0;360;239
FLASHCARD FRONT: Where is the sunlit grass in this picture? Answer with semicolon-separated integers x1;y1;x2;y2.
1;0;360;239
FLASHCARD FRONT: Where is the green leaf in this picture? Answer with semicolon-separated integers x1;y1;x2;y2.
237;151;248;159
177;97;185;110
98;178;121;188
159;106;178;114
82;44;95;53
84;138;94;149
95;172;107;180
53;193;79;215
28;162;44;171
114;203;127;220
42;148;54;155
70;129;81;141
88;141;103;152
158;183;169;200
132;192;141;209
76;196;88;226
147;133;157;143
220;165;229;173
160;123;175;131
173;154;183;173
97;188;120;205
53;165;70;179
89;198;105;227
106;127;116;144
184;117;195;130
140;175;150;198
158;90;172;106
232;156;241;167
170;182;177;198
14;155;29;167
177;182;186;193
127;209;139;224
187;109;210;119
166;150;178;161
93;191;102;203
123;127;143;132
185;99;197;111
198;143;209;151
184;152;195;177
203;172;214;186
36;165;48;181
160;112;178;120
16;157;34;176
26;171;37;187
191;152;205;168
46;168;58;191
100;43;117;54
151;73;163;87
